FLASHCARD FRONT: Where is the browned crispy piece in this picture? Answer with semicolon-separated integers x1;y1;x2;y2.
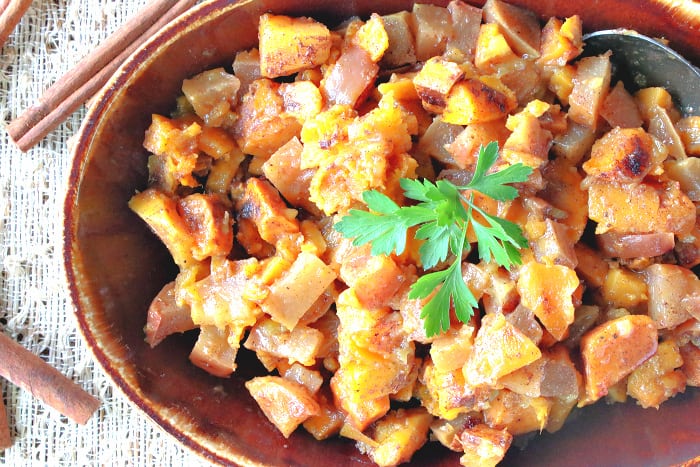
258;14;332;79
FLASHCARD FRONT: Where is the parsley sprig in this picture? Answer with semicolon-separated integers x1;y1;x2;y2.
334;142;533;337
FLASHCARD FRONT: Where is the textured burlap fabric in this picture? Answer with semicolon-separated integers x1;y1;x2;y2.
0;1;209;465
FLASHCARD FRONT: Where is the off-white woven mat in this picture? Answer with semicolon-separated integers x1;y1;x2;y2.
0;1;211;465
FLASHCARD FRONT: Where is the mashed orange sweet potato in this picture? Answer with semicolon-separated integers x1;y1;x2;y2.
129;1;700;465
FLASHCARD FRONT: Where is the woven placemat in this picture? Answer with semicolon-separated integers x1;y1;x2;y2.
0;1;209;465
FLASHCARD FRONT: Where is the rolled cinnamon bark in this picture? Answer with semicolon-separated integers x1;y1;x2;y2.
0;391;10;450
0;332;99;424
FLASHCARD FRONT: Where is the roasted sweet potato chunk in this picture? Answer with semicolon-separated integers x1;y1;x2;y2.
258;14;332;78
442;76;517;125
517;262;579;341
463;313;542;386
246;376;321;437
627;340;685;408
580;314;658;404
459;423;512;467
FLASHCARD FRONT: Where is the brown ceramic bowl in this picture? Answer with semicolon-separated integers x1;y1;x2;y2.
64;0;700;465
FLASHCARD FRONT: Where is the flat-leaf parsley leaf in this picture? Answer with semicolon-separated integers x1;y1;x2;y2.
334;142;533;337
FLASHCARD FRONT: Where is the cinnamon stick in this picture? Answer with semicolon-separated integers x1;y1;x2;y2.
0;332;99;425
0;0;32;49
8;0;196;151
0;390;10;450
0;0;13;17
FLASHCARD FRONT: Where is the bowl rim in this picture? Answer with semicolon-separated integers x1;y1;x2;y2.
63;0;266;465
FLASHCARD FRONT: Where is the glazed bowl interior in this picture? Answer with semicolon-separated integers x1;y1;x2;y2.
64;0;700;465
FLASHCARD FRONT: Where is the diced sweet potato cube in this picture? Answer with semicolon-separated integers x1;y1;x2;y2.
475;23;518;73
587;178;695;235
339;245;406;310
483;389;551;435
645;263;700;329
279;80;323;124
261;251;337;330
377;74;420;101
184;256;262;329
421;362;487;419
144;281;196;347
189;325;238;377
178;193;233;260
548;64;576;106
206;148;245;195
239;177;300;246
498;357;548;397
258;14;332;78
502;111;552;168
463;313;542;386
458;424;512;467
601;267;648;310
236;218;274;258
580;314;658;404
568;54;611;128
352;13;389;62
303;388;345;440
413;57;464;113
442;76;517;125
197;126;237;160
537;16;583;67
600;81;643;128
246;375;321;437
302;95;417;215
182;68;240;126
627;340;686;408
583;127;657;182
332;290;414;429
363;408;433;467
517;262;579;341
676;116;700;155
430;324;475;373
381;11;417;68
446;0;482;60
331;375;390;431
233;78;301;158
680;343;700;386
244;317;324;366
482;0;541;57
144;115;201;190
129;188;196;268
